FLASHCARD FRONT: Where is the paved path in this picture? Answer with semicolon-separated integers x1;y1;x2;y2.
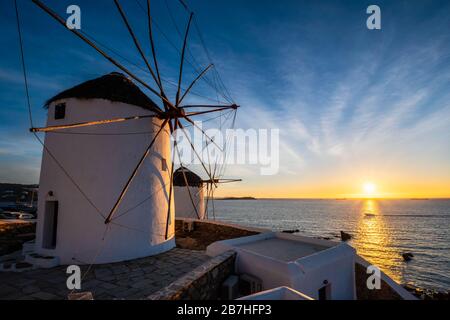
0;248;209;300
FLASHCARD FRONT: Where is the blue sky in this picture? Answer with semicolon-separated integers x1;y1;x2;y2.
0;0;449;197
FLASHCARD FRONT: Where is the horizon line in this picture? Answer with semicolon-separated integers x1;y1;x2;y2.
217;197;450;200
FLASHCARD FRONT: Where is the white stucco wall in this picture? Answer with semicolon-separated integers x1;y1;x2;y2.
174;185;206;220
207;232;356;300
35;98;175;265
238;286;314;300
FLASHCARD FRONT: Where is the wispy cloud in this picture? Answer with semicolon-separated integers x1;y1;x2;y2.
0;0;449;196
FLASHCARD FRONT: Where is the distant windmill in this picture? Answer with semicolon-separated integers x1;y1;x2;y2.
15;0;239;265
173;166;241;220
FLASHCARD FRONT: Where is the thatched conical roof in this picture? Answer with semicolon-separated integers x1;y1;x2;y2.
45;72;161;113
173;167;203;187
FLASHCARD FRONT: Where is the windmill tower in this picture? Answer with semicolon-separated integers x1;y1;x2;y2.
173;166;206;220
34;73;174;265
16;0;239;266
173;166;242;220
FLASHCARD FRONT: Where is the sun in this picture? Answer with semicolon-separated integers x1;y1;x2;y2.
363;182;377;196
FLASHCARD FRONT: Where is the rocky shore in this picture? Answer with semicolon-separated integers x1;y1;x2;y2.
403;284;450;300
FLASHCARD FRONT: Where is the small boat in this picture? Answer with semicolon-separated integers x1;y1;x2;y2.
365;212;376;217
15;213;35;220
0;210;35;220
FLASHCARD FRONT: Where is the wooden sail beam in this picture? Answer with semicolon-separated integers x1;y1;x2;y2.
182;104;239;109
175;12;194;106
182;116;223;152
211;186;216;220
31;0;240;228
30;114;160;133
146;0;170;112
104;118;169;224
203;120;213;187
173;141;201;220
31;0;174;112
202;173;242;221
165;119;176;239
184;105;239;117
204;183;210;219
178;63;213;105
113;0;164;95
203;178;242;184
29;105;236;133
176;119;217;186
147;0;162;87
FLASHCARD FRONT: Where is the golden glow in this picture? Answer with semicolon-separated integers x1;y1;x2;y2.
363;199;377;214
213;170;450;199
363;182;376;197
353;200;402;283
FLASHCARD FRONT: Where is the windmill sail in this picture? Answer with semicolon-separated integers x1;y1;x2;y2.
15;0;239;266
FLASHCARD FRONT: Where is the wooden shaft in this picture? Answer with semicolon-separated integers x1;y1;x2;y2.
104;118;169;224
176;119;216;185
174;148;201;220
181;104;239;109
183;116;223;152
30;114;159;133
178;64;213;105
203;179;242;184
184;105;239;117
113;0;164;94
31;0;173;112
165;119;176;239
175;12;194;106
211;186;216;220
205;182;210;219
146;0;169;111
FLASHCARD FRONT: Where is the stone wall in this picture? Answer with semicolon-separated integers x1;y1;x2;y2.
175;219;260;251
147;250;236;300
355;263;402;300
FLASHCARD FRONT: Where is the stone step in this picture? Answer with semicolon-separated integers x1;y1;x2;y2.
0;261;34;272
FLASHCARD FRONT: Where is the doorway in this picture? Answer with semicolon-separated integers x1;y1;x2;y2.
42;200;58;249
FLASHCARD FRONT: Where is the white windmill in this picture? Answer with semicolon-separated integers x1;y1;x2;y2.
173;166;242;221
173;166;206;220
15;0;239;266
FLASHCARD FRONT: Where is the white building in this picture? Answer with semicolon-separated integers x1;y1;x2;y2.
207;232;356;300
173;167;206;220
34;72;175;265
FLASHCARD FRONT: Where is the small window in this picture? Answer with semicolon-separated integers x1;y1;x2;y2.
42;200;58;249
161;158;168;171
318;283;332;300
54;103;66;120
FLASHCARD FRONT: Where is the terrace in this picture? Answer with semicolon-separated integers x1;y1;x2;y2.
0;219;257;300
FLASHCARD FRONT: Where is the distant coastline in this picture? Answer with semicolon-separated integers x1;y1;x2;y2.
218;197;449;200
217;197;257;200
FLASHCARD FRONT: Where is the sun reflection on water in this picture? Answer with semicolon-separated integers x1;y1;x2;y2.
352;200;403;284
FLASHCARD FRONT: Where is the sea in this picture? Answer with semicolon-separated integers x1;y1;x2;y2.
213;198;450;292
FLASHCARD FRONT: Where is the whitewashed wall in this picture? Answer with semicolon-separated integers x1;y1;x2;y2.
207;232;356;300
174;185;206;220
35;98;175;265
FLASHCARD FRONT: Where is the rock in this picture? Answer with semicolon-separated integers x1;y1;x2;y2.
340;231;352;241
403;284;450;300
403;283;417;292
402;252;414;262
282;229;299;234
316;236;332;240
